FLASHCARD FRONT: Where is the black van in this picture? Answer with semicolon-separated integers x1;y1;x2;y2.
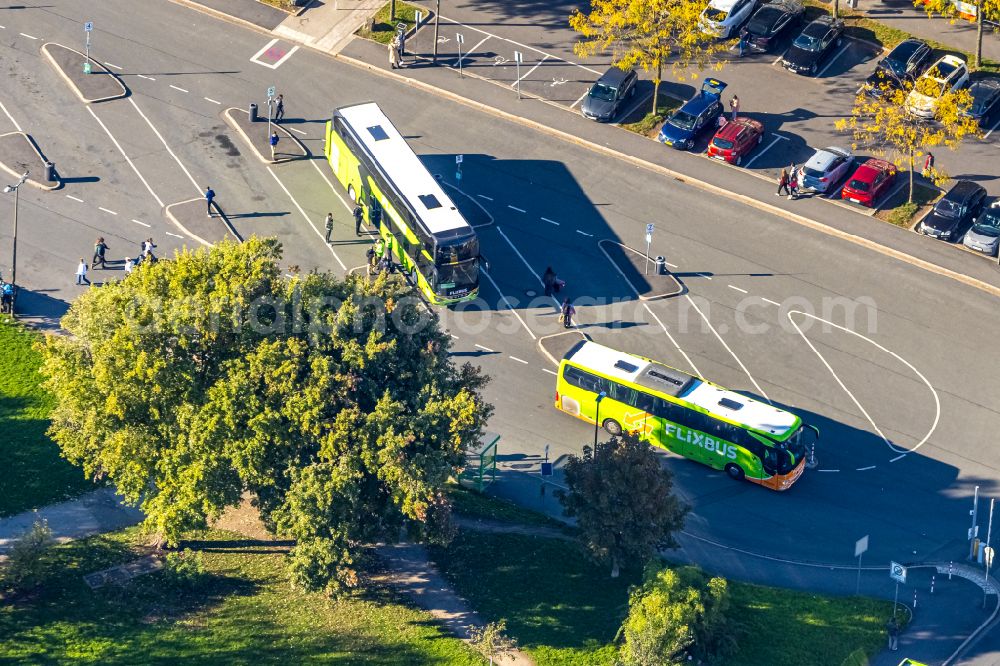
581;66;638;122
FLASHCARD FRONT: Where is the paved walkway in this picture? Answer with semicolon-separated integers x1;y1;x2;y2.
273;0;385;54
857;0;1000;63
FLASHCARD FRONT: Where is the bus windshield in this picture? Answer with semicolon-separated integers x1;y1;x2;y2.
436;234;479;264
772;426;807;473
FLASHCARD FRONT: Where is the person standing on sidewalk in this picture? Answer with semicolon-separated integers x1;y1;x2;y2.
560;298;575;329
274;94;285;122
922;152;935;178
270;132;279;161
75;258;89;285
353;202;365;236
205;186;216;217
388;36;401;69
92;237;109;269
776;168;790;196
324;213;334;243
730;95;740;121
886;616;899;651
737;31;748;57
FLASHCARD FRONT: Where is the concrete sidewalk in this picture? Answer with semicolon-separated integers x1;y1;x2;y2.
856;0;1000;63
273;0;385;54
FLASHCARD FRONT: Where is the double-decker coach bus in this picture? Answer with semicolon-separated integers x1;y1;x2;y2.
325;102;481;305
555;340;818;491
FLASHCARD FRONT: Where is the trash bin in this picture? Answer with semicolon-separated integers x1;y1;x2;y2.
655;256;666;275
249;102;258;123
44;161;56;183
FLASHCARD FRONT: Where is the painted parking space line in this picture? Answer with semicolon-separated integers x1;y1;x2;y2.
570;89;589;109
666;261;678;268
454;35;492;68
643;303;701;377
575;229;593;236
616;91;653;124
513;55;550;85
480;267;537;340
169;85;189;93
743;134;788;168
817;43;852;78
268;168;347;271
983;114;1000;139
65;194;84;203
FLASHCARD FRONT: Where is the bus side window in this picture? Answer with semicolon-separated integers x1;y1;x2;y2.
630;390;657;413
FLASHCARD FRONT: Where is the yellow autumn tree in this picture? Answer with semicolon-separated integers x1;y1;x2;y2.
837;74;980;203
570;0;728;115
915;0;1000;68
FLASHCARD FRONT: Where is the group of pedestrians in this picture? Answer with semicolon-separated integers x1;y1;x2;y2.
541;266;575;328
324;201;367;242
776;164;803;200
75;237;157;286
366;237;394;275
388;31;407;69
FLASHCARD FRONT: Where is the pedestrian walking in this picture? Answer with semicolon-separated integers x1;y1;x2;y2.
922;152;935;178
353;202;365;236
269;132;279;160
124;257;135;276
75;258;89;285
274;94;285;122
205;186;216;217
366;246;378;275
730;94;740;121
788;164;799;200
543;266;557;297
143;238;157;263
560;298;576;329
776;168;790;196
324;212;334;243
92;237;109;269
886;617;899;651
388;36;401;69
737;31;748;57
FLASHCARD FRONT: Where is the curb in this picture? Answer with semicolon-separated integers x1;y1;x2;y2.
537;330;587;367
40;43;128;105
222;107;308;165
597;239;684;301
163;199;218;247
333;52;1000;300
0;131;60;191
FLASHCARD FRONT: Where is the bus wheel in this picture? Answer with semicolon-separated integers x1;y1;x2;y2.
725;464;745;481
602;419;623;436
348;184;357;204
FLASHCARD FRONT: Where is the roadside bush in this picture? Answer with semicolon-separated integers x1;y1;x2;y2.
1;518;54;593
887;201;919;227
162;549;208;591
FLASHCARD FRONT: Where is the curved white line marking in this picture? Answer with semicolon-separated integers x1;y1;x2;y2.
786;310;940;456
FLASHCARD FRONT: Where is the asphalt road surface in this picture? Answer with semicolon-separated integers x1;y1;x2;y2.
2;0;1000;651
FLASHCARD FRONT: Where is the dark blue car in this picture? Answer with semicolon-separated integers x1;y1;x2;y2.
658;78;728;151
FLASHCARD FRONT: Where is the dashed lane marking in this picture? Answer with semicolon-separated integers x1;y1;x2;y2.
19;33;38;40
856;465;876;471
696;272;712;280
890;454;906;462
450;334;459;339
104;62;122;70
131;219;151;227
165;231;183;238
98;207;118;215
818;469;840;472
169;85;189;93
542;368;558;376
762;297;781;306
0;100;23;132
509;355;529;364
65;195;84;203
728;284;748;294
204;97;222;105
137;74;155;80
666;261;678;268
288;127;307;136
87;107;163;207
477;194;493;201
508;204;526;213
475;343;494;352
541;217;559;225
575;229;593;237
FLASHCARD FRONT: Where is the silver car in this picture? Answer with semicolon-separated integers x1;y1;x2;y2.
963;200;1000;256
799;146;853;193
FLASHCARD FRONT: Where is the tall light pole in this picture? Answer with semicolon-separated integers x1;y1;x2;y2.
3;170;28;292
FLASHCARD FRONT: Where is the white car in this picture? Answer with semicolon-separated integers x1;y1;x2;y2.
798;146;853;193
701;0;758;39
905;54;969;118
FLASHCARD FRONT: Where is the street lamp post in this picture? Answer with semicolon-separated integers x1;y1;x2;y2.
3;171;28;301
593;391;607;453
432;0;441;63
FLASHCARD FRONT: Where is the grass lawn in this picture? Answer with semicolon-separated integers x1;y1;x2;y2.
449;485;570;530
356;1;425;45
431;529;894;666
0;318;91;517
876;182;941;227
620;92;683;138
0;527;482;665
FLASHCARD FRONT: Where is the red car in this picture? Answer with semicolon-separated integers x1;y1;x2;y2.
706;117;764;165
841;158;897;207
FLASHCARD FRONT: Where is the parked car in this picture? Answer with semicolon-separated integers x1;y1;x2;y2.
799;146;853;193
581;66;638;122
741;0;804;53
905;54;970;119
840;159;898;207
860;38;932;98
701;0;758;39
707;117;765;164
964;77;1000;127
962;200;1000;255
919;180;987;241
658;78;727;151
781;16;845;76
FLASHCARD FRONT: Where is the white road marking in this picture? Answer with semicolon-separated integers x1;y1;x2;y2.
169;85;189;93
817;469;840;472
508;205;526;213
509;355;529;364
98;207;118;215
643;303;701;377
762;297;781;306
685;294;770;402
128;97;201;195
541;217;560;225
474;343;494;352
0;25;5;29
165;231;183;238
695;272;712;280
19;33;38;40
983;114;1000;139
570;90;589;109
250;38;278;63
285;273;295;278
268;168;347;271
666;261;678;268
856;465;876;471
450;334;460;339
542;368;558;376
575;229;593;236
477;194;493;201
137;74;155;80
131;219;151;227
817;43;852;78
743;134;788;169
86;107;164;208
0;100;23;132
288;127;307;136
496;226;558;308
455;35;491;68
890;454;907;462
309;159;355;214
728;284;748;294
479;266;537;340
204;97;222;105
250;39;299;69
104;62;122;70
513;55;550;85
617;91;654;124
65;195;84;203
786;310;940;455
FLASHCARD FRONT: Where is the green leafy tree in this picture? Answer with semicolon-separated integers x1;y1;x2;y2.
558;434;688;578
37;237;491;595
570;0;729;115
468;619;518;665
1;517;54;592
619;564;736;665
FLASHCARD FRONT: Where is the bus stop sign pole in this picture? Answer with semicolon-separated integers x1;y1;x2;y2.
84;22;93;74
645;223;654;275
514;51;523;99
456;33;464;78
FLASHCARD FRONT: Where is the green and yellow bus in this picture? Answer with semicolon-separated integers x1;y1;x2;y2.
555;340;818;491
325;102;481;305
